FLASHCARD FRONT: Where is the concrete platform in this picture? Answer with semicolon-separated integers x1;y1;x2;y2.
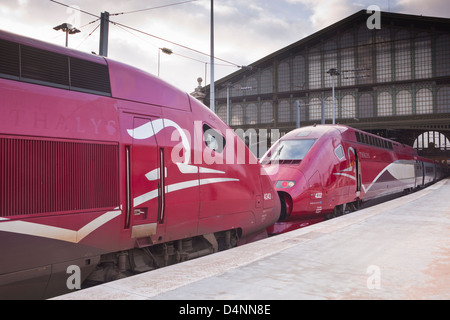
55;178;450;300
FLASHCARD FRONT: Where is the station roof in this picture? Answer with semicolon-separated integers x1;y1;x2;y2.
207;10;450;91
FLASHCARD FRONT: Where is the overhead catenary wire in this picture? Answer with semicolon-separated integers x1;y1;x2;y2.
110;0;200;16
76;23;100;49
111;20;242;68
112;22;238;67
49;0;99;19
49;0;446;63
49;0;243;69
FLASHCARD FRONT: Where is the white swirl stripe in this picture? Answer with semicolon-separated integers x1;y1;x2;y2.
0;210;121;243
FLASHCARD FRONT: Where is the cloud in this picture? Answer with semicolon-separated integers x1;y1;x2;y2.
1;0;449;93
285;0;361;29
396;0;450;17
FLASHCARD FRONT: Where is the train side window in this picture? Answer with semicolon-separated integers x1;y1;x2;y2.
203;124;225;153
334;145;345;161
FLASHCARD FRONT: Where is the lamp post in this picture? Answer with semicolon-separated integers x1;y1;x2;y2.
327;68;340;125
209;0;215;113
53;23;80;47
225;82;232;126
295;100;301;128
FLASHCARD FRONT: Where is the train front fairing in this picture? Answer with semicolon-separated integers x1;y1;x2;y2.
261;126;350;234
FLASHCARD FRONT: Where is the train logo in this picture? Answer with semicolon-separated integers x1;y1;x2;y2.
127;118;240;210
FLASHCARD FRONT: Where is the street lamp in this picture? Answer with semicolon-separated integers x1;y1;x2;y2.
327;68;340;125
53;23;80;47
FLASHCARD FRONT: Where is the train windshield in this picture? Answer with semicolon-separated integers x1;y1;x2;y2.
265;139;316;162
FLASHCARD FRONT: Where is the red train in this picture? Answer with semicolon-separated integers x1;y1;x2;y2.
0;30;280;299
261;125;448;235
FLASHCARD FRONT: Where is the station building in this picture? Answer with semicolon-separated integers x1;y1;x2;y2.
202;10;450;161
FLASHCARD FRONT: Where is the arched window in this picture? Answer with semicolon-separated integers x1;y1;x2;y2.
260;101;273;124
395;30;411;81
293;55;306;89
231;80;245;97
415;33;432;79
357;26;373;85
309;97;322;120
341;32;355;87
341;94;356;119
245;103;258;125
416;88;433;114
246;77;258;96
436;35;450;77
260;68;273;94
414;131;450;152
376;28;392;82
278;60;290;92
396;90;412;115
231;104;243;126
359;93;373;118
325;96;334;120
324;40;337;88
278;100;291;123
217;105;227;123
309;48;321;89
377;92;393;116
437;87;450;113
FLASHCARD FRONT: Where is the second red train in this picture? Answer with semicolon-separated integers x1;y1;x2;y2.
261;125;447;235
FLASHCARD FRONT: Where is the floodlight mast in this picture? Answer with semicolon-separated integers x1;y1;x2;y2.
99;11;110;57
53;23;80;47
210;0;215;113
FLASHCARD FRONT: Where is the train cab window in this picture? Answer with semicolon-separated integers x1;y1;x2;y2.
296;131;311;137
334;145;345;161
267;139;316;161
203;124;225;153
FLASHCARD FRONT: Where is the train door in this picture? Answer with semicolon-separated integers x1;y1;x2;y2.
355;151;362;198
127;116;163;242
414;160;424;188
348;147;361;198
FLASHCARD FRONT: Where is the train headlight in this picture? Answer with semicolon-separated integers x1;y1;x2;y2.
276;180;296;188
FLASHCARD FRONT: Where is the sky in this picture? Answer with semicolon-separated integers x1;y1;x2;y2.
1;0;450;94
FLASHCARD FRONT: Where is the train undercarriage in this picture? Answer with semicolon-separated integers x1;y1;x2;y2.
84;229;240;286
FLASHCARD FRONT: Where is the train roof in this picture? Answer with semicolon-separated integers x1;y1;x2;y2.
281;124;418;156
0;30;191;110
280;125;350;140
0;29;106;65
